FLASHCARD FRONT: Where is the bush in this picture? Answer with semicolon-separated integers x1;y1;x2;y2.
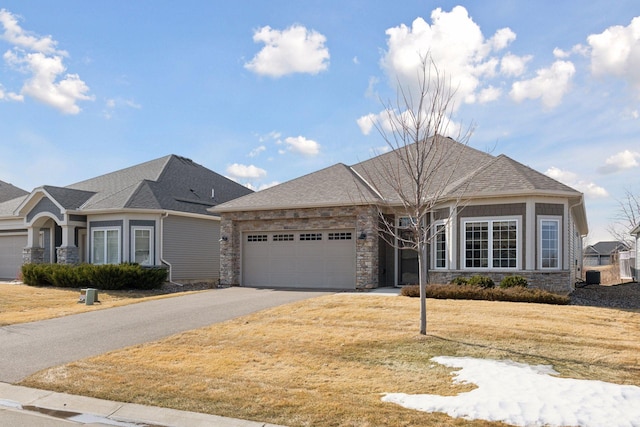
401;283;569;305
450;276;469;286
500;275;528;289
468;275;495;289
21;263;167;290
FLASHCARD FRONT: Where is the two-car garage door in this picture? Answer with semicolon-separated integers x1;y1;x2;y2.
0;233;27;280
242;229;356;289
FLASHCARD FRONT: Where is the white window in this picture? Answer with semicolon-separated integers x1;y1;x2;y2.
463;218;519;269
433;222;447;269
540;218;561;269
92;228;120;265
132;227;154;266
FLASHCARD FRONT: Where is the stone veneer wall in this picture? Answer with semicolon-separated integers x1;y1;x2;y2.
429;270;573;294
219;205;379;289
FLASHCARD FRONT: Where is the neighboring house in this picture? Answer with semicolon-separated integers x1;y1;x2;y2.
0;155;252;281
212;137;588;294
583;241;630;267
0;180;28;203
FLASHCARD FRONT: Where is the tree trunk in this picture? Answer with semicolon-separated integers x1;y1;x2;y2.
418;240;429;335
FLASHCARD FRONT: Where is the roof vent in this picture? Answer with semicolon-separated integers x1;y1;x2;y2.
211;188;215;199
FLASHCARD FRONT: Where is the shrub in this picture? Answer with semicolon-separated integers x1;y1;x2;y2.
468;275;495;289
450;276;469;286
500;275;528;289
400;285;420;297
21;263;167;290
401;283;569;305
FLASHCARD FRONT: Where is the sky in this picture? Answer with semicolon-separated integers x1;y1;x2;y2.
383;356;640;426
1;1;640;243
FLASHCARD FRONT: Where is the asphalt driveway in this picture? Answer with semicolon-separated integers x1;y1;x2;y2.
0;287;328;383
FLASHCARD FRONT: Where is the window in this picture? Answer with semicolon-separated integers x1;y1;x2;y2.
300;233;322;241
434;223;447;269
273;234;294;241
464;219;518;269
540;218;560;269
92;228;120;264
247;234;268;242
132;227;154;266
328;232;352;240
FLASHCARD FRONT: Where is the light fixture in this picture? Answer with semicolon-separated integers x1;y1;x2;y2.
219;236;228;242
358;232;367;240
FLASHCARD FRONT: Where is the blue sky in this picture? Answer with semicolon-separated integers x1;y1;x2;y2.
1;1;639;243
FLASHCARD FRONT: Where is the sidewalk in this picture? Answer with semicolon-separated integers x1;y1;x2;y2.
0;382;284;426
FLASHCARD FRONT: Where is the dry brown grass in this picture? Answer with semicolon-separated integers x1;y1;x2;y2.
20;294;640;427
0;283;194;326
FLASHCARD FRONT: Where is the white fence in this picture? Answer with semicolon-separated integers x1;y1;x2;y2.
619;250;636;280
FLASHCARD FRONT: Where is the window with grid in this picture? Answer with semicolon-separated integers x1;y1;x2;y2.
328;232;352;240
247;234;268;242
464;219;518;269
273;234;294;241
300;233;322;241
540;219;560;268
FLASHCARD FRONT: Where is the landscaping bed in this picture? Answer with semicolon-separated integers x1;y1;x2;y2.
571;282;640;309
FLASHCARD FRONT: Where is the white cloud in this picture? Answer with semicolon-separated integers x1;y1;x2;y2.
357;108;461;139
281;136;320;156
244;181;279;191
248;145;266;157
545;166;608;198
103;97;141;119
357;113;378;135
476;86;501;103
500;53;532;77
510;60;575;108
225;163;267;179
383;356;640;427
0;9;92;114
244;24;329;77
587;16;640;91
381;6;517;109
598;149;640;174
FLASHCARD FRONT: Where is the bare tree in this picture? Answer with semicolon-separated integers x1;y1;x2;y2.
607;189;640;246
359;57;474;335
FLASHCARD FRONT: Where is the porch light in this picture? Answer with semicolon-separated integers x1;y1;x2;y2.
219;236;228;242
358;232;367;240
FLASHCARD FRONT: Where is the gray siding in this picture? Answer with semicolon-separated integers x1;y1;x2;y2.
27;197;63;222
163;215;220;281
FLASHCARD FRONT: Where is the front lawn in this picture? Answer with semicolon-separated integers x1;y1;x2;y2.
20;294;640;427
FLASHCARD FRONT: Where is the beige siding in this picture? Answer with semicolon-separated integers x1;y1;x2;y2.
163;215;220;281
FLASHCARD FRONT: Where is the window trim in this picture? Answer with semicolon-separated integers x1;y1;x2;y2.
461;216;521;270
91;227;121;265
131;226;154;266
539;216;562;270
432;220;448;270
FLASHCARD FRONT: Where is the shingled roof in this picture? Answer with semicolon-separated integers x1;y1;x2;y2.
0;180;28;203
213;137;584;213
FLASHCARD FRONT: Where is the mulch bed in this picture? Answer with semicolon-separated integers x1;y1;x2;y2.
570;282;640;310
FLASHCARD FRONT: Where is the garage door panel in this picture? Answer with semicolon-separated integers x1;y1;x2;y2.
242;230;355;289
0;234;27;280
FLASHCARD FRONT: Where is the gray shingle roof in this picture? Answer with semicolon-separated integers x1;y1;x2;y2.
41;186;95;210
68;155;253;215
584;241;630;256
214;136;583;213
0;180;28;203
213;163;380;211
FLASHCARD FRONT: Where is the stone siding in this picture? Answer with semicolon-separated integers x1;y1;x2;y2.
22;247;45;264
56;246;80;265
220;206;379;289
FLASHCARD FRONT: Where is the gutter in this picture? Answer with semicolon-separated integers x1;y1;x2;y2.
159;212;182;286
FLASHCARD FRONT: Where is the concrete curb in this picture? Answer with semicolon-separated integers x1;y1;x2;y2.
0;382;285;426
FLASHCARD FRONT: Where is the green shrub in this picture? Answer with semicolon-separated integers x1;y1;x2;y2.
401;283;569;305
450;276;469;286
21;263;167;290
468;275;495;289
500;275;528;289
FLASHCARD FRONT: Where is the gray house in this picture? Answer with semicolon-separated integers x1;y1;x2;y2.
583;241;630;266
0;155;252;281
213;137;588;293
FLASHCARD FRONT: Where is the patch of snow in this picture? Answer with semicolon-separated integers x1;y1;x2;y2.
382;356;640;427
0;399;22;409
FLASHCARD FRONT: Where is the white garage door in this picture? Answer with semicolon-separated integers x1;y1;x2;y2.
0;233;27;280
242;229;356;289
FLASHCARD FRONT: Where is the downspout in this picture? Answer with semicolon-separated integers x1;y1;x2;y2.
160;212;182;286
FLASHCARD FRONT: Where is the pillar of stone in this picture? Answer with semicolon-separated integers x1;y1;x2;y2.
56;246;80;265
23;247;45;264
